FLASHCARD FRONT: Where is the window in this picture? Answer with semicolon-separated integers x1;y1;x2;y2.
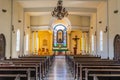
91;35;94;51
16;29;20;51
100;31;103;51
26;34;29;51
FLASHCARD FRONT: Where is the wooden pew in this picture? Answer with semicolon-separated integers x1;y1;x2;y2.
84;68;120;80
0;58;45;80
0;55;55;80
74;62;118;80
1;58;45;79
0;64;37;80
65;54;120;80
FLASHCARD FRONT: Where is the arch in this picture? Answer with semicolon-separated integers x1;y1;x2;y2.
114;34;120;60
53;24;67;47
53;24;67;30
0;33;6;59
50;17;71;31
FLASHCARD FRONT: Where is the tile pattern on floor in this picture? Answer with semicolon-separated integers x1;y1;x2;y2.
44;56;74;80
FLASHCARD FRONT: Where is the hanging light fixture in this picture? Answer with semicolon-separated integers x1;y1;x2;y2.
52;0;68;20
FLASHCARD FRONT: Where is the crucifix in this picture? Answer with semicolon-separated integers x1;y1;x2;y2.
72;35;80;55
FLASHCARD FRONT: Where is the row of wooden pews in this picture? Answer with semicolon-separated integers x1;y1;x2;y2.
0;54;55;80
66;54;120;80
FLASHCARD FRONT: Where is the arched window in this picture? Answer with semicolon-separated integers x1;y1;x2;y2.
26;34;29;51
91;34;94;51
16;29;20;51
100;31;103;51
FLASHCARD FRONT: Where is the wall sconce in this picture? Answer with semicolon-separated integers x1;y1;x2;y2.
114;10;119;14
91;27;93;29
18;20;22;23
104;26;108;33
12;25;15;33
99;21;102;24
32;31;34;33
27;26;30;29
2;9;7;13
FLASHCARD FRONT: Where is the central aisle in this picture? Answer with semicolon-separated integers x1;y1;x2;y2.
44;56;74;80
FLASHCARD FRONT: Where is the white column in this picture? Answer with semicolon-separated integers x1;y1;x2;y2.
32;31;34;54
85;32;88;54
82;32;84;54
36;31;38;54
68;33;71;55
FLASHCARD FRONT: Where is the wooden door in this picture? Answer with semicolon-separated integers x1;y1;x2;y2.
114;34;120;60
0;34;6;59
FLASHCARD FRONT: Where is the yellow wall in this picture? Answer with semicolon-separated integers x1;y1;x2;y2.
30;15;90;27
70;30;82;54
70;30;89;55
30;31;52;55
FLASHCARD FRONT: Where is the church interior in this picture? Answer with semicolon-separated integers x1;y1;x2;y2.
0;0;120;80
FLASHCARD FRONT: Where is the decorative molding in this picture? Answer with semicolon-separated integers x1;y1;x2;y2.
31;26;50;31
71;26;89;31
25;7;97;13
31;25;89;31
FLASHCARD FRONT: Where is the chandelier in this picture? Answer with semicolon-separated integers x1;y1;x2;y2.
52;0;68;20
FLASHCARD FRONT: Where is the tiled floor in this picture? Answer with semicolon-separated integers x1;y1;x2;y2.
44;56;74;80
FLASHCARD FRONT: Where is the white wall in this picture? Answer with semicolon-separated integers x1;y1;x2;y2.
24;13;31;55
97;1;108;59
0;0;12;59
30;15;90;27
89;13;97;55
89;0;120;59
108;0;120;59
12;1;24;58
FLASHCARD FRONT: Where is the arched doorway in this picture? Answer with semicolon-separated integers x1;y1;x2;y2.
114;34;120;60
0;34;6;59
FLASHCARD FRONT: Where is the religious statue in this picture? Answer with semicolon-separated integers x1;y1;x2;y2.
73;46;77;55
38;48;41;56
41;48;45;55
57;30;63;43
45;49;49;55
72;35;80;55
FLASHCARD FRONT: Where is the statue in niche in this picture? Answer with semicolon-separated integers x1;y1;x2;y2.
57;30;63;43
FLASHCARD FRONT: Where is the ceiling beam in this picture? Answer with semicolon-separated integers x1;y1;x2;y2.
24;7;97;13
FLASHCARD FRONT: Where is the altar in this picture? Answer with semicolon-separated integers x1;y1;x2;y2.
53;47;68;55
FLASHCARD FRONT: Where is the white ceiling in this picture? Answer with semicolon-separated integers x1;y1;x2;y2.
17;0;106;16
